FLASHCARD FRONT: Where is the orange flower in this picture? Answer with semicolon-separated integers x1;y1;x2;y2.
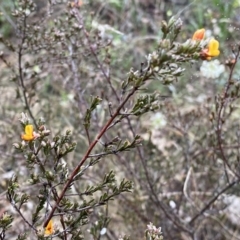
45;219;54;236
201;38;220;60
21;125;35;141
192;28;205;40
69;0;83;8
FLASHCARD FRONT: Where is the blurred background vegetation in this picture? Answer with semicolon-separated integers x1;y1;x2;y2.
1;0;240;239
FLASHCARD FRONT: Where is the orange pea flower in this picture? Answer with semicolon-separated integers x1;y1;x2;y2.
201;38;220;60
192;28;205;40
21;125;34;141
45;219;54;236
69;0;83;8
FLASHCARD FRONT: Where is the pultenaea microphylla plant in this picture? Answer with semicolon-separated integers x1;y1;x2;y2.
42;21;222;230
5;0;239;238
2;0;240;239
42;23;220;236
13;21;218;238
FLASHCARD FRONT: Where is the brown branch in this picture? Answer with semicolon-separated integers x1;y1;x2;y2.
215;48;240;178
18;15;37;128
124;112;193;235
43;86;138;227
189;179;238;225
72;8;120;103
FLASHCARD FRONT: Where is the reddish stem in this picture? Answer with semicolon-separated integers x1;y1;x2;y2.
43;86;137;227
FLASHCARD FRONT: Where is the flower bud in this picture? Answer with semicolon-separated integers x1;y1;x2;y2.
192;28;205;40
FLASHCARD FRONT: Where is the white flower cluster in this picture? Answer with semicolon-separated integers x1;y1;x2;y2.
200;59;225;79
146;222;163;239
150;112;167;129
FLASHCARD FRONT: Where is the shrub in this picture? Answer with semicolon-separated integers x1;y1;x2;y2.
0;0;240;239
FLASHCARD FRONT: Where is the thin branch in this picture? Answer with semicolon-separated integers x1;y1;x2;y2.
72;8;120;103
215;49;240;178
183;167;195;206
189;179;238;225
11;201;37;233
43;85;138;227
18;15;37;127
125;106;193;235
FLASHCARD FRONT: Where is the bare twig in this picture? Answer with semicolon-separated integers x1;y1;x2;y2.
72;8;120;103
189;179;238;225
43;85;138;227
215;48;240;178
183;167;195;206
18;15;37;127
10;201;37;233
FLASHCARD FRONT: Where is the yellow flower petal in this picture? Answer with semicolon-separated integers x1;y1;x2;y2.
45;219;54;236
25;125;34;136
208;38;220;57
192;28;205;40
21;134;34;141
200;38;220;60
21;125;34;141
